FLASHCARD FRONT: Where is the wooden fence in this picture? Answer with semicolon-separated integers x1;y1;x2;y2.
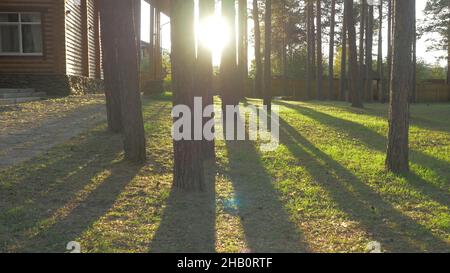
416;81;450;102
140;73;450;103
217;77;450;103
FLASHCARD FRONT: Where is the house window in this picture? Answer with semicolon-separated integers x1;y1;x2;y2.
0;12;43;56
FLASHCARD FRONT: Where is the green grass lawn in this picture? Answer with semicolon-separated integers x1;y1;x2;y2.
0;94;449;253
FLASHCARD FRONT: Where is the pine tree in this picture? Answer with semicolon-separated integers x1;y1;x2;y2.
263;0;273;110
386;0;415;174
316;0;323;100
345;0;363;108
196;0;216;160
253;0;263;97
172;0;205;190
328;0;337;100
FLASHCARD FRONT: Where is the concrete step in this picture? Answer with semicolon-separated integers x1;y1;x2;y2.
0;91;47;99
0;88;35;94
0;97;44;106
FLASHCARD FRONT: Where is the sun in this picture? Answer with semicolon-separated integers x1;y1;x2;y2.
197;15;230;63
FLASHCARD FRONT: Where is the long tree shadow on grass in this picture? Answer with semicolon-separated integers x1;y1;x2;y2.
223;140;309;253
0;125;141;252
310;102;450;133
278;102;450;209
278;117;449;252
0;101;171;252
149;161;216;253
17;161;141;252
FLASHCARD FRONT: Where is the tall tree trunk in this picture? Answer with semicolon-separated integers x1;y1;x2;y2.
311;1;316;79
282;0;288;96
99;0;122;133
316;0;323;100
221;0;239;106
253;0;263;97
197;0;215;160
377;0;383;103
116;0;147;163
282;37;288;96
448;6;450;86
172;0;205;190
328;0;336;100
244;2;249;78
289;44;295;97
339;6;347;101
365;4;373;102
263;0;272;110
359;0;366;102
221;0;240;140
448;0;450;85
345;0;363;108
387;0;392;102
306;0;313;99
411;1;417;103
134;0;141;62
448;32;450;85
238;0;248;99
386;0;414;174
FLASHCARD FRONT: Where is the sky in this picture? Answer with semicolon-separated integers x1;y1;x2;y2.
141;0;447;67
414;1;446;66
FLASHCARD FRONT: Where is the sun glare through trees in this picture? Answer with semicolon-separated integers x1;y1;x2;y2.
0;0;448;261
197;15;231;64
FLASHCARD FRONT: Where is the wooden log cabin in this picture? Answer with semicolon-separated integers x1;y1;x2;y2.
0;0;170;96
0;0;103;95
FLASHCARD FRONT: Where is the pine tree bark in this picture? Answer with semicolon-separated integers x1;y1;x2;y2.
377;0;383;103
115;0;147;163
282;35;288;95
172;0;205;190
386;0;414;174
411;1;417;103
263;0;272;110
221;0;239;106
238;0;248;100
311;1;316;83
448;29;450;85
244;3;249;78
316;0;323;100
448;0;450;86
359;0;366;101
282;0;288;96
306;0;313;99
253;0;263;97
134;0;141;61
99;0;122;133
365;4;373;101
197;0;215;160
448;0;450;85
387;0;392;102
345;0;363;108
328;0;336;100
339;7;347;101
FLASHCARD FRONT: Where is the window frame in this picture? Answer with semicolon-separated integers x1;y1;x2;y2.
0;12;43;56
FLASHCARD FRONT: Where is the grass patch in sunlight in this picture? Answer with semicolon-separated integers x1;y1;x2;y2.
0;96;448;253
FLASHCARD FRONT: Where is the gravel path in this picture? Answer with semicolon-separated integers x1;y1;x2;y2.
0;96;106;170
